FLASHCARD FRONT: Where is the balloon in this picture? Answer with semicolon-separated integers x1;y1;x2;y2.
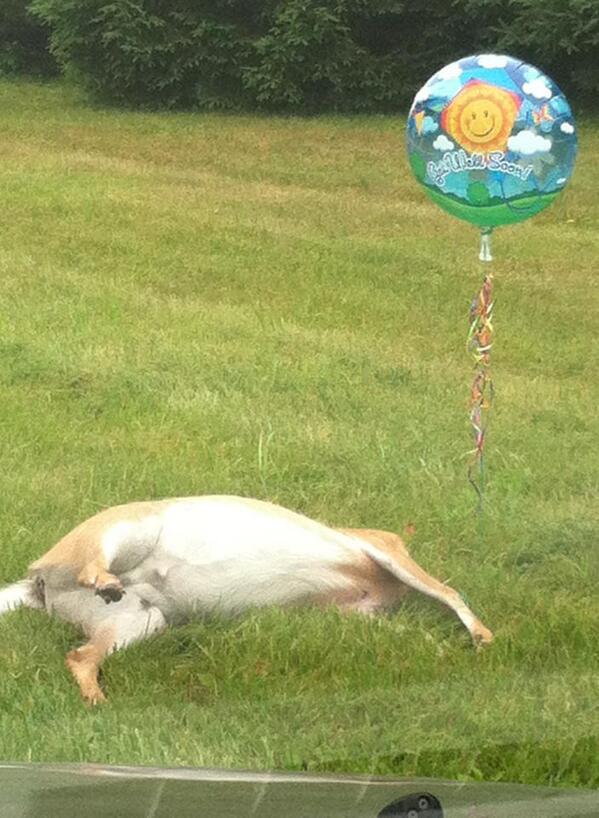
406;55;577;229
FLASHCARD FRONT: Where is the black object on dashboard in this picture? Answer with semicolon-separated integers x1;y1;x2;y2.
378;791;444;818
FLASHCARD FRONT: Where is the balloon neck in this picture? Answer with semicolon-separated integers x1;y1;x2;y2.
479;228;493;262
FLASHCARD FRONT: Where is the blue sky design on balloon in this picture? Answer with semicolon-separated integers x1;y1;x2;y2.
406;54;577;228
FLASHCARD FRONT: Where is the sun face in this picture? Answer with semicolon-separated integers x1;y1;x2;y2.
459;98;503;144
442;81;521;154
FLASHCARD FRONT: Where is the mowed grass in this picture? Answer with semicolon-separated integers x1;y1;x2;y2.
0;79;599;787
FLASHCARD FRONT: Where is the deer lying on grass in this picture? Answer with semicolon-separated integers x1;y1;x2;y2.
0;496;493;704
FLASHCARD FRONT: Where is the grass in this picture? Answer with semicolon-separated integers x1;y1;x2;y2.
0;78;598;787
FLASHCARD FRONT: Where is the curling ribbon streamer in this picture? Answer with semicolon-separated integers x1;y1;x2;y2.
467;273;494;513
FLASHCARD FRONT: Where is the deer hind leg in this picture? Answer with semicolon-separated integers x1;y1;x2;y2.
65;640;109;705
65;593;167;705
76;517;162;603
77;558;125;603
30;548;124;604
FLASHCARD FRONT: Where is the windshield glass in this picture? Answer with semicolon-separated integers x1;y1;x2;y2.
0;23;595;808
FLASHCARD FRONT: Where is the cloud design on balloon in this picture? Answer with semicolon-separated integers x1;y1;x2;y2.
522;78;552;99
421;116;438;134
524;66;541;81
433;135;454;151
414;86;430;103
560;122;575;134
477;54;508;68
507;130;552;155
436;62;462;81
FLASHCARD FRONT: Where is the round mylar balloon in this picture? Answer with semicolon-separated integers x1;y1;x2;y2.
406;55;577;228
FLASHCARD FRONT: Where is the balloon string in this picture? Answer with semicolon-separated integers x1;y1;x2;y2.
467;273;494;522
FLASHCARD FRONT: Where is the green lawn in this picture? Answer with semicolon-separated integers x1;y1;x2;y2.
0;79;598;788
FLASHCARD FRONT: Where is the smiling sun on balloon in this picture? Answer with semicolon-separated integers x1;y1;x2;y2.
442;80;521;154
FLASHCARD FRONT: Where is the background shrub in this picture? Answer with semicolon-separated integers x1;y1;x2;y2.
24;0;599;111
28;0;262;109
0;0;56;76
494;0;599;100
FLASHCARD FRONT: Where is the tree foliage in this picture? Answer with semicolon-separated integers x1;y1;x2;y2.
18;0;599;110
0;0;56;76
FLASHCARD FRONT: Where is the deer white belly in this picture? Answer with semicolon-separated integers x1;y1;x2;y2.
116;497;360;620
